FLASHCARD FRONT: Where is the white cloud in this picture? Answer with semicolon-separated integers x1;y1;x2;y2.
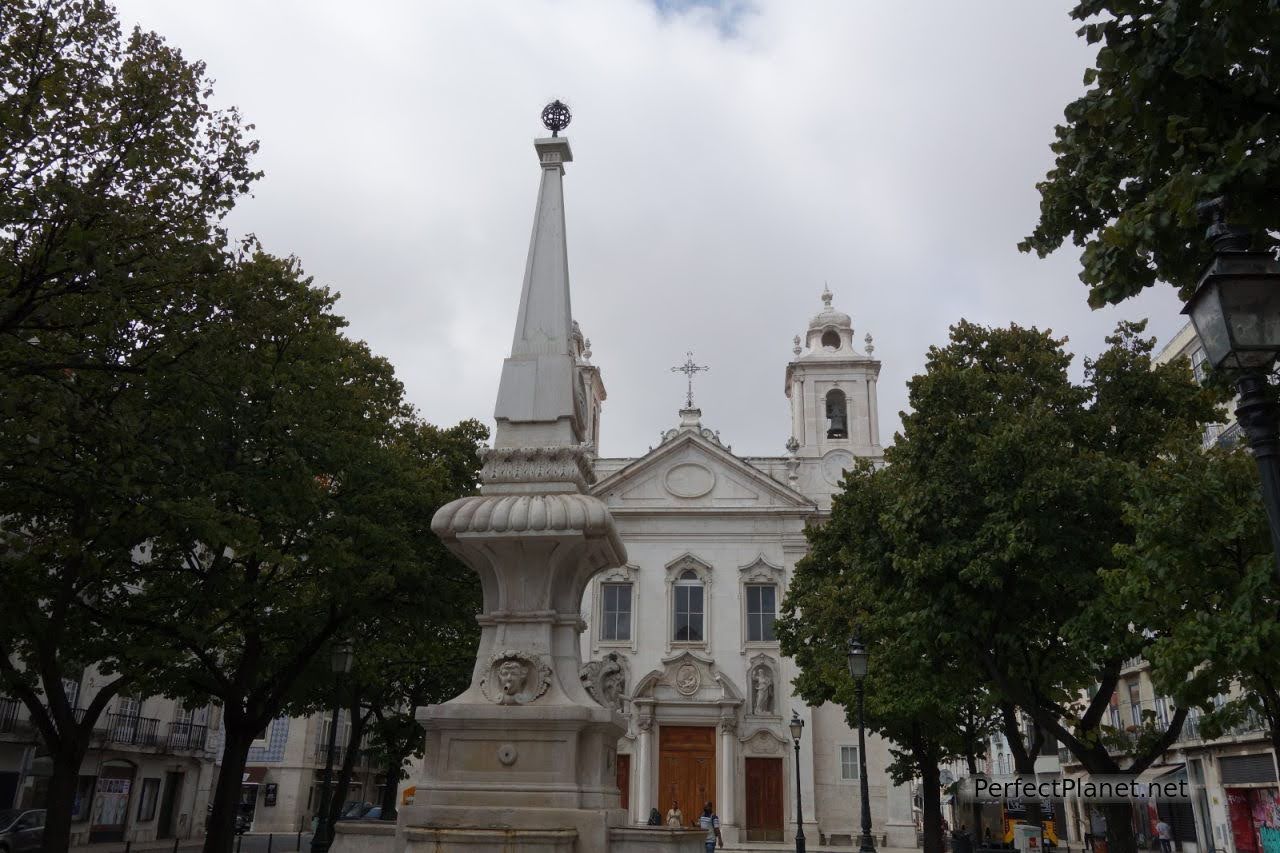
112;0;1188;457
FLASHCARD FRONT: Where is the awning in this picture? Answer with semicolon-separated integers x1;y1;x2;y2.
1129;763;1185;798
241;767;267;785
1134;764;1185;785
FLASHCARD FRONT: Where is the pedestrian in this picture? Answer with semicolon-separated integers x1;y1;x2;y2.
666;800;684;828
647;808;662;826
699;801;723;851
1156;819;1173;853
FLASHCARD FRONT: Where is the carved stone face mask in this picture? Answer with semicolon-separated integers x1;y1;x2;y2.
497;660;529;695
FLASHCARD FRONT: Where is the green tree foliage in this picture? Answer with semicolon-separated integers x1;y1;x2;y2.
1113;445;1280;766
118;253;487;853
0;3;257;848
0;0;257;353
298;418;485;829
1020;0;1280;307
778;461;997;853
794;320;1216;853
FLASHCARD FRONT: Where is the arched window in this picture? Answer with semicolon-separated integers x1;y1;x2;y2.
673;570;704;643
821;329;841;349
825;388;848;439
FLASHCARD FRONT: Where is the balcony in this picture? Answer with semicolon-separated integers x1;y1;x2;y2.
314;740;347;765
102;713;160;747
166;722;209;752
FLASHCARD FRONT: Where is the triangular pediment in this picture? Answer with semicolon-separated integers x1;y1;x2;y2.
591;430;815;511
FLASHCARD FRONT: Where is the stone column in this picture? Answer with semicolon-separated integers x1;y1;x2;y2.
868;376;880;447
635;711;654;825
717;716;737;828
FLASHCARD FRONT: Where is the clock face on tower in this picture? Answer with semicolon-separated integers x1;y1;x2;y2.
821;449;855;486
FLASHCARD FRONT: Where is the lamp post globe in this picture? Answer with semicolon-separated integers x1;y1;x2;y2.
791;710;806;853
1182;198;1280;576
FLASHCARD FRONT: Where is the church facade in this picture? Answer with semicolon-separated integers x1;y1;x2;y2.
575;290;917;847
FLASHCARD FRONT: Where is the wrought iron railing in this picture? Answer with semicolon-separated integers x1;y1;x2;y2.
166;722;209;751
103;713;160;747
0;697;18;733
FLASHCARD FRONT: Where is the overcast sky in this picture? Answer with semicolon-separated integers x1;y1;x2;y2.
113;0;1188;459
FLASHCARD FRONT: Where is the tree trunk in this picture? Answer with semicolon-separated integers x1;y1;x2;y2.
325;710;367;831
41;741;89;853
1000;704;1043;830
1100;801;1138;853
919;742;944;853
204;725;254;853
379;754;399;821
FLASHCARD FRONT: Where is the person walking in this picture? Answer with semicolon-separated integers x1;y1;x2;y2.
699;801;723;852
1156;819;1173;853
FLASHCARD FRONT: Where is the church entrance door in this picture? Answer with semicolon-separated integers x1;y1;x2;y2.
744;756;784;841
658;726;715;828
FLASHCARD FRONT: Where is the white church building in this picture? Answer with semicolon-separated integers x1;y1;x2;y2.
573;287;917;846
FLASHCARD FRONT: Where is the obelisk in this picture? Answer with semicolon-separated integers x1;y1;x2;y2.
400;102;630;853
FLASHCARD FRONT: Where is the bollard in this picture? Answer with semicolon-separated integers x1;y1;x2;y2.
267;833;273;853
173;837;180;853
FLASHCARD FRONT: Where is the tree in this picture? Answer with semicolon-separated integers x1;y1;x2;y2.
1020;0;1280;307
118;253;487;853
858;321;1215;853
0;0;256;347
1;3;255;843
778;461;996;853
1113;444;1280;767
299;418;485;830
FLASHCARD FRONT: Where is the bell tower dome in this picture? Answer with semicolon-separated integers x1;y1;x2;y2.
785;287;882;463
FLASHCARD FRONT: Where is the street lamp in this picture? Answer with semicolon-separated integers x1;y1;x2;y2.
789;711;806;853
312;638;355;853
1181;197;1280;576
847;635;875;853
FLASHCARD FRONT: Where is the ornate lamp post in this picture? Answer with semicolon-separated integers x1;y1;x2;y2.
1181;198;1280;576
847;635;875;853
789;711;807;853
311;638;355;853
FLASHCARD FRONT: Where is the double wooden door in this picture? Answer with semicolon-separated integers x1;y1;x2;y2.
745;757;784;841
658;726;715;827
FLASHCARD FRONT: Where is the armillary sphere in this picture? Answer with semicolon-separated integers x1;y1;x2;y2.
541;100;571;135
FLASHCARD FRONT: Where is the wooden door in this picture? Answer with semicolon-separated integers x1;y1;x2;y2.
745;757;784;841
616;754;630;814
658;726;716;827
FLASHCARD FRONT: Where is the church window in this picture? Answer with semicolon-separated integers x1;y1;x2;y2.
840;746;860;780
673;570;704;643
825;388;849;439
745;584;776;642
821;330;841;349
600;583;632;642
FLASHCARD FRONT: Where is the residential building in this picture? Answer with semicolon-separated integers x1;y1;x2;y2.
0;669;216;845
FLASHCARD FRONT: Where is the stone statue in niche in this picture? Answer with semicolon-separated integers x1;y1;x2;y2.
751;666;775;715
580;652;627;711
481;650;551;706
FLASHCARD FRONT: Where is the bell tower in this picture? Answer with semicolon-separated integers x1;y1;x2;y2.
785;286;882;461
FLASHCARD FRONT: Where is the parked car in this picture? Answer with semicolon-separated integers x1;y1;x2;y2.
336;801;374;822
359;807;383;821
0;809;45;853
